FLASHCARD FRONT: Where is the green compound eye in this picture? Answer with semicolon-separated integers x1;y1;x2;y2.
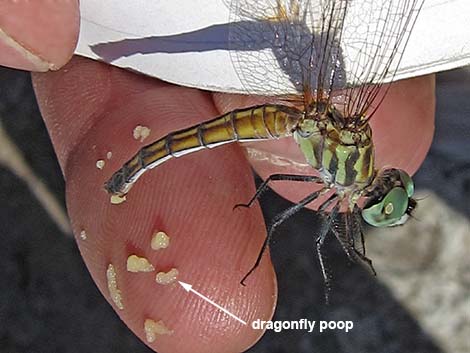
362;187;410;227
398;170;414;197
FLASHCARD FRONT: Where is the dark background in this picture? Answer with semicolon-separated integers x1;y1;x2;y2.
0;65;469;353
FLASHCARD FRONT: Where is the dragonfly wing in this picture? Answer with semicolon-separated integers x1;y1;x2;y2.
227;0;424;125
227;0;348;108
338;0;425;122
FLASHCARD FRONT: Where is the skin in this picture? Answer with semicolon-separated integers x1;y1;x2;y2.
1;4;435;353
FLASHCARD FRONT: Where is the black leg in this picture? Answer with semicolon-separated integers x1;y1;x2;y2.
332;210;376;276
353;205;367;256
318;192;339;213
316;235;330;304
351;207;375;274
234;173;321;210
240;187;325;285
316;202;340;304
352;248;377;275
359;227;366;256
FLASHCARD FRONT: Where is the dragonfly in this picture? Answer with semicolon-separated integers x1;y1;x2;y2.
105;0;423;302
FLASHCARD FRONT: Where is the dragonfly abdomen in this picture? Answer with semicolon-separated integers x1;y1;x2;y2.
105;104;302;195
295;121;374;188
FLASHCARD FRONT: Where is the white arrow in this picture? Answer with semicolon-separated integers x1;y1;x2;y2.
178;281;247;325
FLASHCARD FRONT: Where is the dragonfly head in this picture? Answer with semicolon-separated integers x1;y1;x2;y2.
362;169;416;227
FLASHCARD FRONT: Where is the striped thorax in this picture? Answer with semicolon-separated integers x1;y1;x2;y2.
294;114;375;189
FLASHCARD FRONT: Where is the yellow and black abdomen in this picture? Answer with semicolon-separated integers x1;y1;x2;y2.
105;104;302;195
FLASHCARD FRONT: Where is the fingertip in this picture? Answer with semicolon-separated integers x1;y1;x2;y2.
370;74;435;174
35;60;277;352
66;126;277;353
0;0;79;71
32;57;112;172
32;56;166;173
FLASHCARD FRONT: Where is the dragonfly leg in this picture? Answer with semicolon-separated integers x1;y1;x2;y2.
234;174;321;210
332;211;376;275
359;226;366;256
240;187;324;286
352;248;376;276
315;199;340;304
352;206;367;256
316;236;330;304
349;212;376;274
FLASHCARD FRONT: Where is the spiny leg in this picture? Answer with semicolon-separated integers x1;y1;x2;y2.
332;211;376;275
359;227;366;256
352;215;376;274
352;248;376;276
353;205;367;256
316;199;340;304
349;208;376;275
352;205;377;276
331;212;355;258
240;187;325;285
234;174;321;210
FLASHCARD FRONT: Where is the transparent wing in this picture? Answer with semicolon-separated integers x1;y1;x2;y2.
227;0;348;107
339;0;424;122
227;0;423;123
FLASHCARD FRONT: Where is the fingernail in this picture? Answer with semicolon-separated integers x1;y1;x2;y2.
0;28;51;72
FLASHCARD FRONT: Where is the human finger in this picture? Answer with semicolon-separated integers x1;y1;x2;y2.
32;56;277;353
0;1;79;71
